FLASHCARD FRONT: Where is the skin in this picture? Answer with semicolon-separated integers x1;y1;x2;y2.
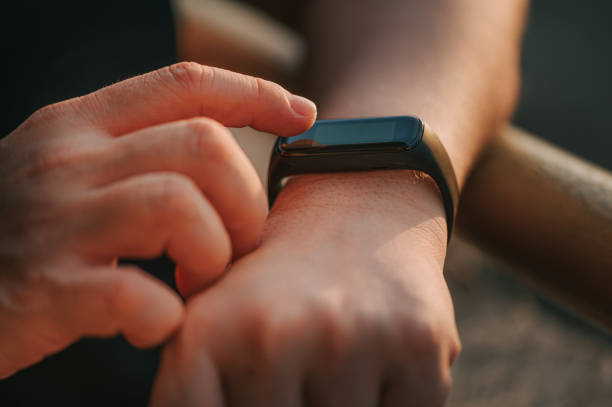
1;0;532;404
151;172;458;406
223;0;612;331
4;2;602;404
0;62;316;379
151;0;529;406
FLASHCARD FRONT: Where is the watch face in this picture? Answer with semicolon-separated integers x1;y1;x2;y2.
280;116;422;153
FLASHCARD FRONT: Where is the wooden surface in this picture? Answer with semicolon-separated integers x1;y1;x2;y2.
446;239;612;406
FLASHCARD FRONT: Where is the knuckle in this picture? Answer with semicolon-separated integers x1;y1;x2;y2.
26;99;85;132
182;118;231;159
249;76;264;99
30;102;68;124
311;298;352;361
251;76;281;101
18;104;59;134
165;61;206;91
314;299;394;364
240;305;279;360
394;312;441;358
183;116;220;135
412;320;441;356
149;173;201;217
238;303;306;365
21;96;93;135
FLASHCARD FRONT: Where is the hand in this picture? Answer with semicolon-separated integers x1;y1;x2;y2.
0;62;316;378
150;172;461;407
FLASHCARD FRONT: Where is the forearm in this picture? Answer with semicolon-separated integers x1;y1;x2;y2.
303;0;528;184
267;171;449;266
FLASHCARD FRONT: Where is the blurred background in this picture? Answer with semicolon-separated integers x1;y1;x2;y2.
1;0;611;406
448;1;612;405
515;0;612;171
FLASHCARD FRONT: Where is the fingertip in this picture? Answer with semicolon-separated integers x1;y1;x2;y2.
288;94;317;133
289;94;317;120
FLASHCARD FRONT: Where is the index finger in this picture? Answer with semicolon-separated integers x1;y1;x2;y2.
77;62;317;136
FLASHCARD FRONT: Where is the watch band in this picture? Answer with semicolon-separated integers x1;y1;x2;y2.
267;117;458;241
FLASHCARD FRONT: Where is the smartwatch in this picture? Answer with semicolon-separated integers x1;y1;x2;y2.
267;116;458;240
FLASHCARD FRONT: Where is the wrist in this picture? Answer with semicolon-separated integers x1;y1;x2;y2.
263;171;448;269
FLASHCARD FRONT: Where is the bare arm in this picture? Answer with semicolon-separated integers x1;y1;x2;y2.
231;0;611;328
304;0;527;183
151;2;532;406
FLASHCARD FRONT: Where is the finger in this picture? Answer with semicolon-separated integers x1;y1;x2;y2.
0;263;184;378
77;62;316;136
182;293;305;407
52;264;184;348
150;338;225;407
78;172;231;295
96;117;267;260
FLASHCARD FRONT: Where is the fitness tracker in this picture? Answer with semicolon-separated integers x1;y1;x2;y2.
267;116;458;240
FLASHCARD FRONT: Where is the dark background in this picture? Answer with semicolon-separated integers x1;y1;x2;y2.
1;1;178;405
1;0;611;406
514;0;612;171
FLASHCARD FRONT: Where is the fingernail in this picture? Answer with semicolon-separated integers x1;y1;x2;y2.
289;94;317;118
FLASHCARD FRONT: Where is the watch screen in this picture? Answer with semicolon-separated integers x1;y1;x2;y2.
280;116;422;151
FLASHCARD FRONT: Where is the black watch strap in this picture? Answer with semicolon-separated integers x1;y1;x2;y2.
267;117;458;241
